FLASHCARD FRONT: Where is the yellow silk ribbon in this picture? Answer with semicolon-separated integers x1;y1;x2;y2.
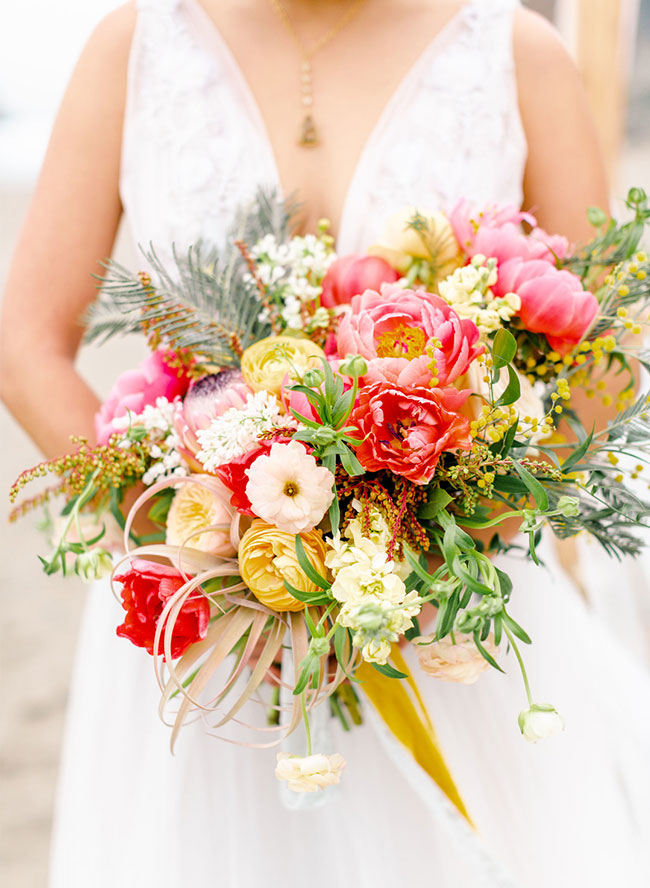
356;645;474;827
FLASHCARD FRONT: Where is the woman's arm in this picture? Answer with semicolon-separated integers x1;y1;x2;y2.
0;3;136;458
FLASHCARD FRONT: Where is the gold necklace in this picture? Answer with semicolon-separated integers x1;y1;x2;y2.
269;0;368;147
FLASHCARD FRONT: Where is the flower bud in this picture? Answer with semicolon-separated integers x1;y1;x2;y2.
308;636;331;659
302;368;326;388
74;548;113;582
311;427;339;446
338;354;368;379
557;496;580;518
352;601;387;634
518;703;565;742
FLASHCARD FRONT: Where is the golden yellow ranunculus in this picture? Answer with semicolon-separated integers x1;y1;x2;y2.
238;519;328;612
368;206;460;280
240;335;326;397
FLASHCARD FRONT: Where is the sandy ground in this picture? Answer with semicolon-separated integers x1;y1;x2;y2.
1;144;649;887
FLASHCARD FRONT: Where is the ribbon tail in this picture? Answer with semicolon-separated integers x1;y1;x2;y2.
356;644;474;828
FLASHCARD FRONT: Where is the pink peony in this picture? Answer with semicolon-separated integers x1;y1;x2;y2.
449;200;536;252
95;351;190;445
245;440;335;533
349;383;472;484
496;258;598;353
337;283;483;387
320;254;399;308
173;369;252;469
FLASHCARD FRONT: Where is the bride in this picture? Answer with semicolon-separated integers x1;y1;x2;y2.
2;0;650;885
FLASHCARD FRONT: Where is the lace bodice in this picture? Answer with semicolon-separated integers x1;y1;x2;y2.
120;0;526;259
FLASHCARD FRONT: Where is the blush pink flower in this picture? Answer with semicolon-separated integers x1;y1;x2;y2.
349;383;472;484
495;258;598;353
415;633;498;684
173;369;252;470
245;440;335;533
320;254;399;307
336;283;483;387
95;351;190;445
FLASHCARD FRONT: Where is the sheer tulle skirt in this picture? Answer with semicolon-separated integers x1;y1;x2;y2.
49;539;650;887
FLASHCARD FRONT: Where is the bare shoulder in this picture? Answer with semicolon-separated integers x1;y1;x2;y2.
512;6;579;90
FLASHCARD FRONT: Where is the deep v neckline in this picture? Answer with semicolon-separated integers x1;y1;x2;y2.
182;0;474;241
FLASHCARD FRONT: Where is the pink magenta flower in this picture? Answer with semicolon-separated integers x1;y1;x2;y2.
349;383;472;484
320;254;399;307
173;369;252;469
95;351;190;445
496;258;599;353
336;283;483;387
245;440;335;533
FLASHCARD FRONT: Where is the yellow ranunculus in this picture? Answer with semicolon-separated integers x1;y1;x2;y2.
368;206;460;280
238;520;328;612
240;335;325;396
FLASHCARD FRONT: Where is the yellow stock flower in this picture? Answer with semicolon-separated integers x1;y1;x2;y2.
240;335;325;396
238;519;328;612
368;206;460;279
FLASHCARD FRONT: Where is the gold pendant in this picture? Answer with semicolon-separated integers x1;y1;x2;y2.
299;114;318;147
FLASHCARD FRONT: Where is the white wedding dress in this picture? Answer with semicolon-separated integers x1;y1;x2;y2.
49;1;650;885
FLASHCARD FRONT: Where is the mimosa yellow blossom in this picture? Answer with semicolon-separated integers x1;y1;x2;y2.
238;520;327;612
275;752;346;792
240;335;325;396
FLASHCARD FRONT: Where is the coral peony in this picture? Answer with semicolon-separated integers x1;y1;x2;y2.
173;369;252;469
275;752;346;792
240;335;325;396
349;383;472;484
495;258;598;353
95;350;190;445
337;283;483;388
165;475;236;556
415;633;497;684
245;441;334;533
115;558;209;659
238;520;328;612
320;254;399;307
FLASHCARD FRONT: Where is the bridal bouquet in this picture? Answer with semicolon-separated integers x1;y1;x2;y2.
11;189;650;810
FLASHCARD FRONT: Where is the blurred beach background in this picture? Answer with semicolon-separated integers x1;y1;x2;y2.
1;1;649;884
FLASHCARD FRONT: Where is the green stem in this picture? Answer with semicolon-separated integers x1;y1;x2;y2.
301;691;312;756
503;622;533;706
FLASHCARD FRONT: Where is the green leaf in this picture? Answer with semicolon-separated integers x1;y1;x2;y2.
491;328;517;369
288;384;325;411
451;555;494;596
418;488;453;519
495;567;513;601
294;535;331;590
560;427;595;473
288;408;322;429
510;460;549;511
474;632;505;672
331;389;355;427
282;578;331;606
503;611;532;645
337;443;365;477
495;364;521;407
370;661;408;680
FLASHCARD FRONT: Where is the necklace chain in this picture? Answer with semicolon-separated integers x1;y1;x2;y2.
268;0;367;147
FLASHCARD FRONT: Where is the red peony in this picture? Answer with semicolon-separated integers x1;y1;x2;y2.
349;383;472;484
115;559;209;660
320;254;399;307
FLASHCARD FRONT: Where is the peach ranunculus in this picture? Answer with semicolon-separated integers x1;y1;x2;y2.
275;752;346;792
349;383;472;484
414;633;498;684
238;520;328;612
320;254;399;307
240;335;326;396
165;475;237;557
245;440;334;533
95;350;190;445
495;258;599;353
336;283;483;388
173;369;252;470
368;206;461;280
